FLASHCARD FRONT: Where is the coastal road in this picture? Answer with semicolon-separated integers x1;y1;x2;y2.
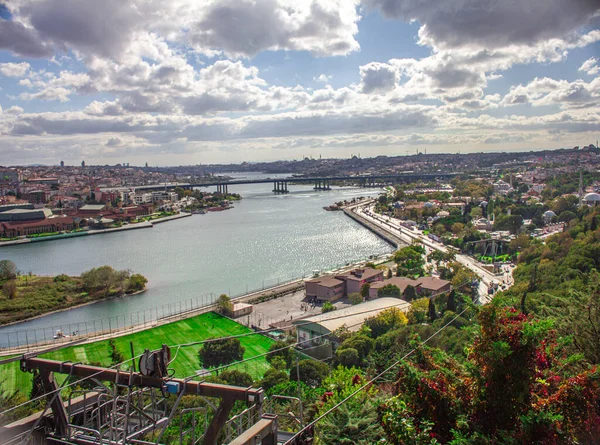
349;203;508;304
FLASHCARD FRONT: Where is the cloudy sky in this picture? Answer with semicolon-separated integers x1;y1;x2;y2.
0;0;599;166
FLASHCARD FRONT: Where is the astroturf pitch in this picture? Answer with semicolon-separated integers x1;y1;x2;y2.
0;312;275;398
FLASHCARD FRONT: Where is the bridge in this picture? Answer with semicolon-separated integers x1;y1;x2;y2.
132;172;460;194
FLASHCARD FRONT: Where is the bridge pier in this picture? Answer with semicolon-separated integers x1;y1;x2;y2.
314;179;331;191
272;181;289;194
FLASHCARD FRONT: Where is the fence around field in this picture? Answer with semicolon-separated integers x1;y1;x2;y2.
0;254;391;354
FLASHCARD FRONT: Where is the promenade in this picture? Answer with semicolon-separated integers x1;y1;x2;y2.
344;201;511;304
0;212;191;247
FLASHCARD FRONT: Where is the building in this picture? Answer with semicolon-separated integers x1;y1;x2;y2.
293;297;411;347
305;277;345;302
368;276;451;299
60;161;64;167
133;193;153;205
151;191;178;203
0;208;52;222
305;268;384;302
231;303;253;318
493;180;513;195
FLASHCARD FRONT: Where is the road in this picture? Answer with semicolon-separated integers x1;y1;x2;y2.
349;203;513;304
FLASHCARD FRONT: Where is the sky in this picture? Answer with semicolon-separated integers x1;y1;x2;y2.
0;0;599;166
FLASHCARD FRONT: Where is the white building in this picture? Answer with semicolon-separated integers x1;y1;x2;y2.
133;193;152;205
493;180;513;195
151;191;179;203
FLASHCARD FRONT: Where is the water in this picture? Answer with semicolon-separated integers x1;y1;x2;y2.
0;173;394;346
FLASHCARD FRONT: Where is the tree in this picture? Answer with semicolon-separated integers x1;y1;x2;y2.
348;292;362;305
394;245;425;277
218;370;253;387
428;298;437;322
403;284;417;301
2;280;17;299
289;359;330;387
216;294;233;315
408;298;430;324
322;301;336;313
108;339;125;365
381;305;600;444
0;260;17;280
127;273;147;292
336;348;360;367
378;284;401;298
81;266;130;296
266;341;294;368
364;307;408;338
360;283;370;299
261;368;289;391
317;366;384;445
198;338;245;369
338;334;374;358
446;290;456;312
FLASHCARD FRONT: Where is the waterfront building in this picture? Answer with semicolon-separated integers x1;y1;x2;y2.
368;276;451;299
306;268;384;302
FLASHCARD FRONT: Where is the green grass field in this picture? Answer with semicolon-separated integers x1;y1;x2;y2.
1;312;275;399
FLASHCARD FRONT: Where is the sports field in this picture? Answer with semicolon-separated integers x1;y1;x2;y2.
0;312;275;399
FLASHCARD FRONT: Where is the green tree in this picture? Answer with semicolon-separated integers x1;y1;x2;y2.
317;366;384;445
403;284;417;301
446;289;456;312
360;283;370;299
127;273;147;292
218;370;253;387
2;280;17;299
335;348;360;367
266;341;294;368
0;260;17;280
261;368;289;391
428;298;437;322
216;294;233;315
408;298;430;324
108;339;125;365
289;359;330;387
378;284;401;298
198;338;245;370
81;266;130;296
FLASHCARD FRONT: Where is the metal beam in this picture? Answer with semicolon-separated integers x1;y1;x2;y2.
21;357;264;404
203;399;234;445
228;415;277;445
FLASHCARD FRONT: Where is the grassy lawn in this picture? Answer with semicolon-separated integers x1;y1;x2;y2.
0;312;275;399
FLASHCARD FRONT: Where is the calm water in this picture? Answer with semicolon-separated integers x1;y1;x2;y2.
0;173;393;345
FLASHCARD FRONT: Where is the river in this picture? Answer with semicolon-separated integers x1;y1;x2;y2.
0;173;394;347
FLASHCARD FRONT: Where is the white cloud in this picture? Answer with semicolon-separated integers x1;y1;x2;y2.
106;137;124;146
0;62;31;77
314;74;332;83
579;57;600;76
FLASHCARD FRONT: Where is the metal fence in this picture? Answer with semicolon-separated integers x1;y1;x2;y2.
0;256;387;353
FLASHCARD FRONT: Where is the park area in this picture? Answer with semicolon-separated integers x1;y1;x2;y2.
0;311;275;401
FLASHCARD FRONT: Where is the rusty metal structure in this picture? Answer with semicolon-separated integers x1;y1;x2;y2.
0;346;314;445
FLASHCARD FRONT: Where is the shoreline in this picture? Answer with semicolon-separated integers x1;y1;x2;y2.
0;288;147;328
0;212;191;248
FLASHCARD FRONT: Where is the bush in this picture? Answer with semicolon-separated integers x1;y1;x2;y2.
348;292;363;305
53;274;70;283
336;348;360;367
322;301;336;313
2;280;17;299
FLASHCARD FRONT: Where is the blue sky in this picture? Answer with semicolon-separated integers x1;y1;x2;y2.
0;0;598;165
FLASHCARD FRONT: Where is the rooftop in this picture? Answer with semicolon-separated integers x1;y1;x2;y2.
293;297;411;333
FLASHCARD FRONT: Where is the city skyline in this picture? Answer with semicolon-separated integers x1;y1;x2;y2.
0;0;599;166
